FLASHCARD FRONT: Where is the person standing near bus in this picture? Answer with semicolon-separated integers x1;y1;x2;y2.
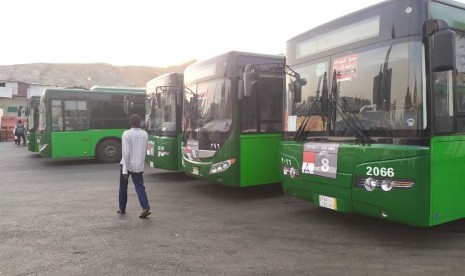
15;120;26;146
117;114;151;218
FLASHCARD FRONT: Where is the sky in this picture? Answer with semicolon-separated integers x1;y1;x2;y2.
0;0;462;67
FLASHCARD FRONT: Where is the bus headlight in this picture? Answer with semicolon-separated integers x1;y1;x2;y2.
283;166;290;175
209;159;235;175
364;177;377;192
282;165;299;178
289;167;299;179
357;176;414;192
381;180;393;191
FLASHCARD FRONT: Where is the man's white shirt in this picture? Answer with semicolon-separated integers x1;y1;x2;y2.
120;128;148;174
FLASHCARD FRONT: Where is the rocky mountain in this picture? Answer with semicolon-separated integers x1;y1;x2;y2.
0;61;195;88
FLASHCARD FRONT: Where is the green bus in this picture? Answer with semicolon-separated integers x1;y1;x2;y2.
182;51;285;187
26;95;41;152
37;87;145;162
280;0;465;227
145;73;184;171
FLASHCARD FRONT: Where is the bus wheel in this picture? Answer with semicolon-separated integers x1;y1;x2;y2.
97;139;121;163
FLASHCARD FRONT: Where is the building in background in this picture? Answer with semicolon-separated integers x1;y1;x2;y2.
0;80;61;141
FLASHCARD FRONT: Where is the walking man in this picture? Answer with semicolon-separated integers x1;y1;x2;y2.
15;120;26;146
118;114;151;218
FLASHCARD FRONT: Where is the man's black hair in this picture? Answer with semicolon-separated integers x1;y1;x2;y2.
129;114;141;128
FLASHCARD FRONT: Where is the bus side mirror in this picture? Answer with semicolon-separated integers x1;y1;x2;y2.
432;29;456;72
293;82;302;103
145;98;152;115
123;96;129;114
156;94;161;108
238;80;244;99
176;89;182;106
292;77;306;103
424;19;456;72
243;64;256;97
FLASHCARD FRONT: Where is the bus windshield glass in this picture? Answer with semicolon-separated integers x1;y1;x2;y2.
147;91;177;135
184;78;232;138
285;39;426;139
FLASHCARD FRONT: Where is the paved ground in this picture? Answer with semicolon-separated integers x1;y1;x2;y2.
1;141;465;276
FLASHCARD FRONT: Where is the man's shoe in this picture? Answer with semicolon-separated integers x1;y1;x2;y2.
117;209;125;215
139;209;151;218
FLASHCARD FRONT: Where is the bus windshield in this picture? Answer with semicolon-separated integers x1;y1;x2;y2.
146;90;177;135
285;39;426;140
184;78;232;134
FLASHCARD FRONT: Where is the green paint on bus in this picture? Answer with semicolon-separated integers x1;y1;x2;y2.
145;73;184;171
181;51;285;187
37;87;145;162
280;0;465;226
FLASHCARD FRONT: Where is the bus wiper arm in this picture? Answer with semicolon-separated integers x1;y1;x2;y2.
293;76;325;141
332;97;373;144
328;71;372;143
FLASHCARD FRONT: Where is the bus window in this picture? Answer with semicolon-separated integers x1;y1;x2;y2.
64;100;89;131
258;76;283;132
51;100;63;131
285;59;330;133
241;81;258;132
454;33;465;131
433;70;454;134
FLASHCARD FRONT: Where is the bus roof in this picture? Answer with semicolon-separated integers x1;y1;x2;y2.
146;73;184;95
42;87;145;97
187;51;284;70
147;72;183;82
284;0;465;64
90;85;145;92
288;0;465;44
184;51;284;84
147;72;183;87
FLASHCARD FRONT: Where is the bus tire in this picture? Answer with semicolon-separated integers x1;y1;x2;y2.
97;139;121;163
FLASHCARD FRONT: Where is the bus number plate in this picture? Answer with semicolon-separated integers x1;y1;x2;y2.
319;195;337;210
192;166;199;175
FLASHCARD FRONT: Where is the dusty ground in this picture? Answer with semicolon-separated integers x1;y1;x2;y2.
1;142;465;276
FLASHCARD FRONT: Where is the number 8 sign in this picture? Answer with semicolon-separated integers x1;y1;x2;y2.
302;143;339;179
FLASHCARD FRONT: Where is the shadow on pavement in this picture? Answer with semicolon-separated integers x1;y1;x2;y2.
186;182;284;202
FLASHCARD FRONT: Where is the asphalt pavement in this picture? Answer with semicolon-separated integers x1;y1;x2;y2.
1;141;465;276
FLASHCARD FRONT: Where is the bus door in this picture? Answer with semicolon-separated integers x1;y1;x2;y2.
51;99;91;159
240;72;284;185
430;31;465;225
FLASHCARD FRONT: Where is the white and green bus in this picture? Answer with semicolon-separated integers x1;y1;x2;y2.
38;87;145;162
280;0;465;226
182;51;286;187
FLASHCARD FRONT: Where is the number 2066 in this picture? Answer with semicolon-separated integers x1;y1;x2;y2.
366;166;395;177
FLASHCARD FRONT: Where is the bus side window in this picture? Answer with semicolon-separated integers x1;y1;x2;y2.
454;75;465;132
241;81;258;133
51;100;63;131
64;100;89;131
258;77;283;133
433;71;454;133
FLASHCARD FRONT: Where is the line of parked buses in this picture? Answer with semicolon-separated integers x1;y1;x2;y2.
24;0;465;227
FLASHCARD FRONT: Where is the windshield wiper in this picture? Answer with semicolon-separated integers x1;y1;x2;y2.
330;71;373;144
294;73;326;141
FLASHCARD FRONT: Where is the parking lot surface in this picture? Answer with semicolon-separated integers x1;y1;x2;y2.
1;142;465;276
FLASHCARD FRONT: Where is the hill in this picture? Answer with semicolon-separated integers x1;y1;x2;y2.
0;61;195;88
